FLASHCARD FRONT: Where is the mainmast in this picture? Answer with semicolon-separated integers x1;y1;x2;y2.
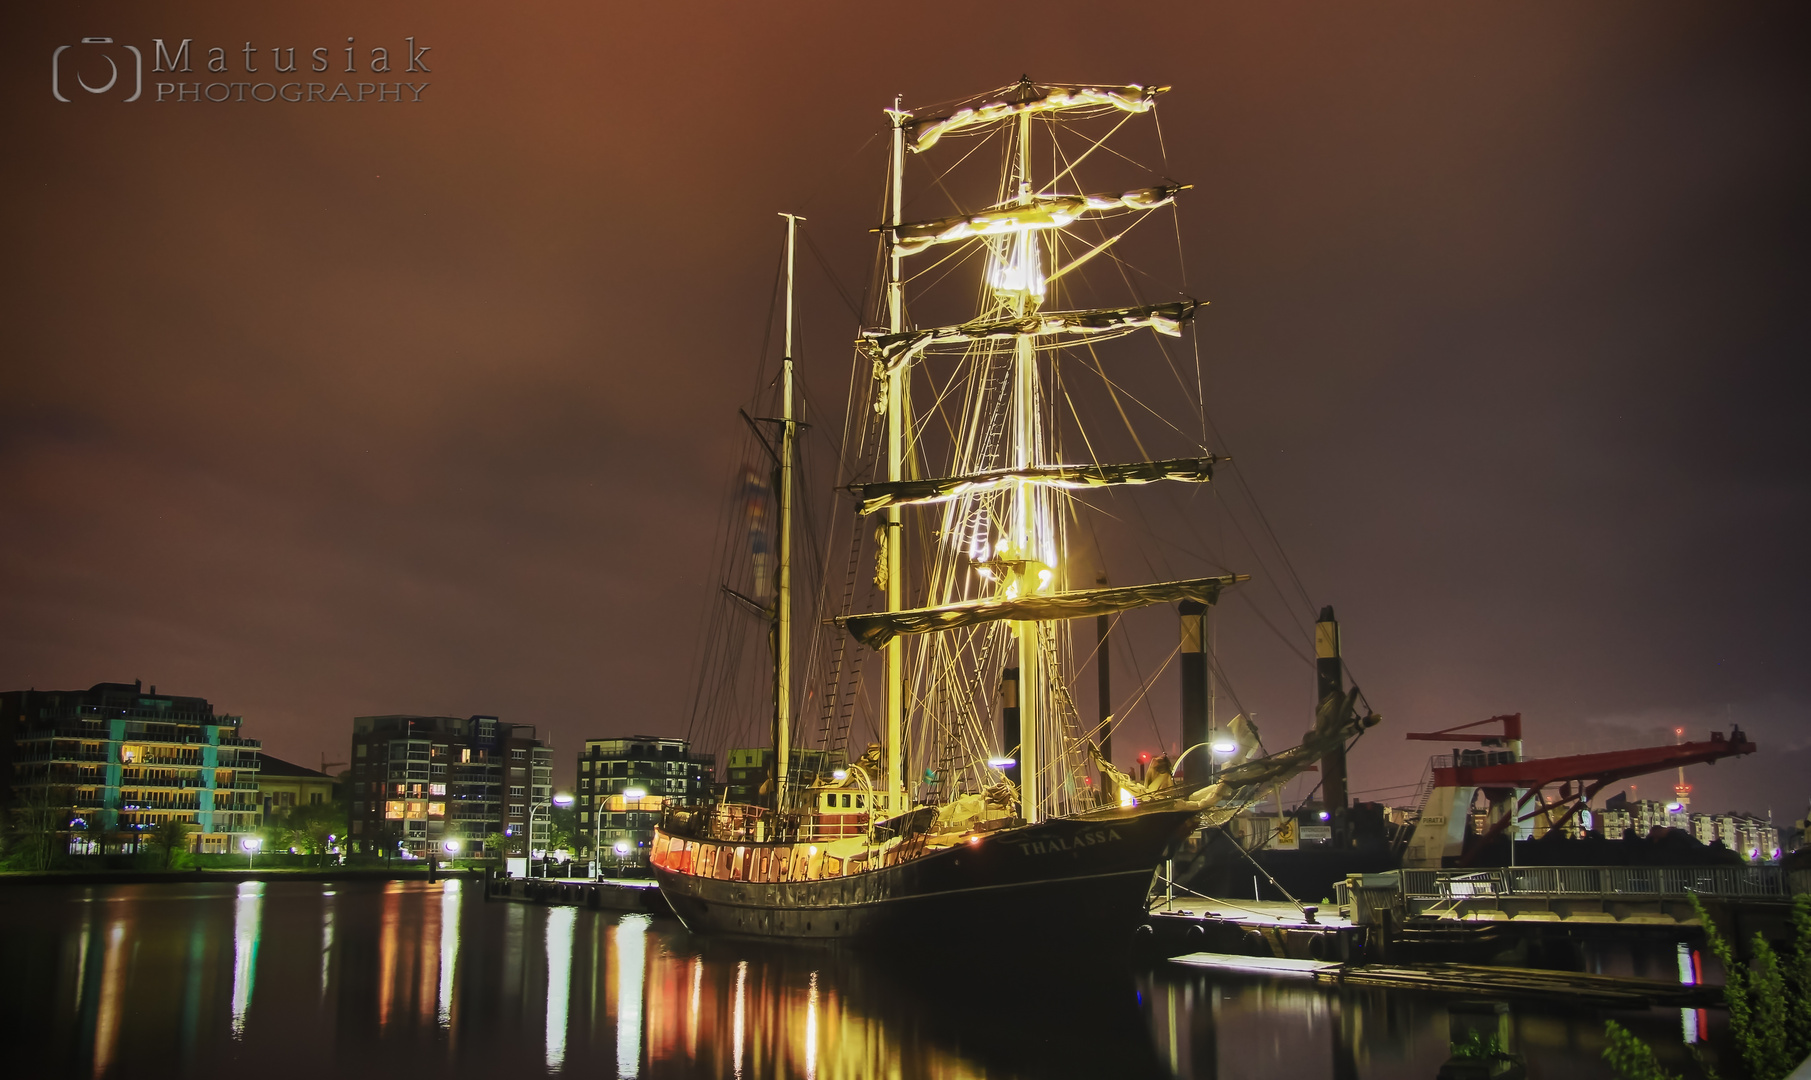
1009;106;1044;822
884;101;907;813
776;212;801;812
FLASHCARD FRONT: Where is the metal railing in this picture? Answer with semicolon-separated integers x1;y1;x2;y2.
1403;865;1786;900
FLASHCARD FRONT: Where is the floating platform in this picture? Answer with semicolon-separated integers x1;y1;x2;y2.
1144;898;1365;961
485;874;672;914
1169;952;1723;1008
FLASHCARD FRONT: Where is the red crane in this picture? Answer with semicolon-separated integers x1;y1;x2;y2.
1402;716;1757;867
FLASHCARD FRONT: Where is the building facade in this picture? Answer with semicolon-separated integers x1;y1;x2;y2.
257;755;337;817
1599;798;1781;861
348;715;552;859
723;746;846;807
578;737;714;870
0;681;261;854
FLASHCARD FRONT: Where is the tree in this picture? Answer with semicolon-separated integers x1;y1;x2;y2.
549;804;578;856
149;818;193;870
266;801;347;867
484;831;506;863
4;785;69;871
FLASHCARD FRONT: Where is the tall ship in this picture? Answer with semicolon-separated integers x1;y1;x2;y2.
651;79;1378;944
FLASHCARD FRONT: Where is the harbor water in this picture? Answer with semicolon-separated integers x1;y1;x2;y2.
0;879;1713;1078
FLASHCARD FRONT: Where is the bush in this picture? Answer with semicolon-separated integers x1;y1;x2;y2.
1605;893;1811;1080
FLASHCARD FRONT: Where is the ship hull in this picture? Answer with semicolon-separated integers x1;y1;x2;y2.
653;806;1198;947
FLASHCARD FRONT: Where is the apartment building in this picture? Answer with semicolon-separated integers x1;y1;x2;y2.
348;714;552;859
0;681;262;854
578;736;714;869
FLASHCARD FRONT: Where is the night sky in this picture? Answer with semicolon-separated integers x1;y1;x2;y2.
4;2;1807;818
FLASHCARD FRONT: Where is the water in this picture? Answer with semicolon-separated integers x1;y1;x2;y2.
0;880;1707;1078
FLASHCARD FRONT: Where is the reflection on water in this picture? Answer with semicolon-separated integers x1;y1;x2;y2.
438;881;458;1028
546;906;575;1071
230;882;262;1037
0;880;1717;1078
617;914;649;1079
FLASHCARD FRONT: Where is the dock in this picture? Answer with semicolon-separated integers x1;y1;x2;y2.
1169;951;1723;1008
485;873;672;914
1145;897;1366;962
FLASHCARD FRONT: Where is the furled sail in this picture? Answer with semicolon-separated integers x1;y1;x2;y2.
861;300;1202;366
849;456;1221;515
891;185;1185;256
904;83;1167;154
838;574;1246;649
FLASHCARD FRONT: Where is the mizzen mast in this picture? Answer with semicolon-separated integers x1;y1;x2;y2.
775;212;801;812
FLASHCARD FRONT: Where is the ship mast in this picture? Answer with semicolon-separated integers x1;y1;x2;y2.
1010;107;1043;822
885;101;907;813
776;212;800;813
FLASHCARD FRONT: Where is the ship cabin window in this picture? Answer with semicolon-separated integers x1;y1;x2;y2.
824;857;842;878
773;851;788;882
717;846;734;880
855;795;864;809
732;847;749;881
842;793;852;809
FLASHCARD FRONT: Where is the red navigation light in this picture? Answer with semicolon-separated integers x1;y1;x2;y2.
1139;752;1151;763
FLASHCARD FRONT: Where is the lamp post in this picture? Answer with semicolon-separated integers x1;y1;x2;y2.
527;793;572;879
241;835;260;871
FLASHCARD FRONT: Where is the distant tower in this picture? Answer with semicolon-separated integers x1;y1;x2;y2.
1672;726;1691;809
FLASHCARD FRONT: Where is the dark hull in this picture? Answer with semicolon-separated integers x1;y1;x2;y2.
654;806;1198;946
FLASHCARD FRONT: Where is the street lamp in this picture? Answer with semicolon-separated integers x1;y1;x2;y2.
527;793;572;879
444;839;460;857
241;835;260;870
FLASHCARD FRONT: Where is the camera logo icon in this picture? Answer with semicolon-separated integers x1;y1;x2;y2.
52;37;143;103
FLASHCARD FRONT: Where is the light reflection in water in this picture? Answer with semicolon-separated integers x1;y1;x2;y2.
733;959;748;1080
229;881;263;1038
545;905;575;1071
377;883;402;1028
687;955;702;1060
321;890;335;1002
437;880;459;1029
805;970;819;1080
91;917;128;1079
615;914;649;1079
4;882;1719;1080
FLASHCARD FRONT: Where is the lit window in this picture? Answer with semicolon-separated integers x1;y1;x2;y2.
385;801;405;820
428;802;445;817
429;783;446;796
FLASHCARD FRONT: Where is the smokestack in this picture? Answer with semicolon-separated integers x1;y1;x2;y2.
1001;667;1020;789
1316;605;1348;821
1180;601;1208;779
